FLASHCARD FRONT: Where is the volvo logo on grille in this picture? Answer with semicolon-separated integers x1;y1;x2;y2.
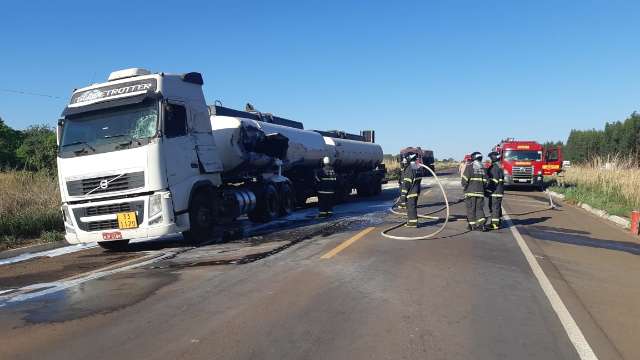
99;180;109;189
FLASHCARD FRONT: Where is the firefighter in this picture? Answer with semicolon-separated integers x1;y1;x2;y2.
486;151;505;229
461;152;488;231
403;153;422;228
316;156;337;218
397;155;408;209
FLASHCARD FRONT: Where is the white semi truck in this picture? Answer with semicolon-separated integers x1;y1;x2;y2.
56;68;385;250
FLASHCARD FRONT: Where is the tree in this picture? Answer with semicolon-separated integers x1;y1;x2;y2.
16;125;57;172
0;117;24;168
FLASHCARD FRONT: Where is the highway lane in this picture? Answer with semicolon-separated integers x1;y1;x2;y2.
0;171;638;359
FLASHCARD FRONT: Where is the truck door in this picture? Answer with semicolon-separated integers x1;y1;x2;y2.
162;101;199;190
543;146;561;175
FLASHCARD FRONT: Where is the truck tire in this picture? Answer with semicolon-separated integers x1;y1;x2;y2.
183;189;215;244
248;183;280;223
279;182;295;215
98;240;130;251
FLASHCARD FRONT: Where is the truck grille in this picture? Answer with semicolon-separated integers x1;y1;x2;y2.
66;172;145;196
512;166;533;180
73;200;145;232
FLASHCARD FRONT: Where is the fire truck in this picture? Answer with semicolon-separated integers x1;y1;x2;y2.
492;139;545;190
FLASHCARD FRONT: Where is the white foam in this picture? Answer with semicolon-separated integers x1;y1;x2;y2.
0;242;98;266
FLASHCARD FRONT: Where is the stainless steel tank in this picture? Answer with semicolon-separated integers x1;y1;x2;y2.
324;137;383;170
210;115;327;172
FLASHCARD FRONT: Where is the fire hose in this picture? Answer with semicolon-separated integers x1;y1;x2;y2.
381;163;451;240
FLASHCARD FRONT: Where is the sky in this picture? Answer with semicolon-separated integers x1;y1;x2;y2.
1;0;639;159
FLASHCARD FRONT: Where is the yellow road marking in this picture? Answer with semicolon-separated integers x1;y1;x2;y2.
321;227;376;259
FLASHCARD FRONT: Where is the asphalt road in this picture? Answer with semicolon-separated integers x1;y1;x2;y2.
0;170;638;360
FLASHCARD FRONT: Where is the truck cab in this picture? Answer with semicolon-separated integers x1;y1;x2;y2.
57;68;223;249
493;140;545;190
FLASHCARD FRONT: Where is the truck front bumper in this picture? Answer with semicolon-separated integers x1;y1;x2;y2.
62;191;187;244
504;175;544;187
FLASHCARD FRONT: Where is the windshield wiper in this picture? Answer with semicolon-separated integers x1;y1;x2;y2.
104;134;128;139
62;141;96;153
115;138;144;150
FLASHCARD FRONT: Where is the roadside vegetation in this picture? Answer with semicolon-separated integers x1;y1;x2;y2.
549;156;640;218
383;155;458;181
0;171;64;250
0;118;62;250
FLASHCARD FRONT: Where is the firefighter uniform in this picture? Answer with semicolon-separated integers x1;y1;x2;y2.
486;154;505;229
398;157;408;209
403;161;422;227
316;164;337;218
461;155;488;230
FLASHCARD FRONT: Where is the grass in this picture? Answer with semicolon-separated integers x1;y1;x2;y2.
0;171;64;251
549;156;640;218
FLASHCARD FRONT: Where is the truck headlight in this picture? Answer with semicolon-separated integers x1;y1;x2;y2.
149;193;163;218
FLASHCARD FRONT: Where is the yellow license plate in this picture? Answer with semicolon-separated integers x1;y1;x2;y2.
117;212;138;229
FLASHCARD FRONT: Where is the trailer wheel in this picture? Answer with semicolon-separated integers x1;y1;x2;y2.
279;183;295;215
248;184;280;223
183;189;215;244
98;240;130;252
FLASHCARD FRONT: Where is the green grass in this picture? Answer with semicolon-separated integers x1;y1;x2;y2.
550;184;634;218
0;171;64;251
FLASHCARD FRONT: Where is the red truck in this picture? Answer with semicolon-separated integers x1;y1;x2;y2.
492;139;546;190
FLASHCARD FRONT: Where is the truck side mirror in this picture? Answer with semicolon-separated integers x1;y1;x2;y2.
56;118;63;146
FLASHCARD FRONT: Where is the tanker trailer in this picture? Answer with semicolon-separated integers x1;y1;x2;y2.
323;136;385;200
209;105;329;222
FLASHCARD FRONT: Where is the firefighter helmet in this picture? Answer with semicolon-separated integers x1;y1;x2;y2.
471;152;483;162
488;151;500;162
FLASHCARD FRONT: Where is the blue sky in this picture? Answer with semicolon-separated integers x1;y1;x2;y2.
1;0;639;159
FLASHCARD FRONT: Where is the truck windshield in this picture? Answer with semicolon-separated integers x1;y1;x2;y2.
504;150;542;161
59;100;158;157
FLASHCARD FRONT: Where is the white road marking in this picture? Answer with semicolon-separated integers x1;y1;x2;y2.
503;208;598;360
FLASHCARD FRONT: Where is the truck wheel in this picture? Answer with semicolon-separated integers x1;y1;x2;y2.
279;183;295;215
98;240;130;251
183;189;215;244
248;184;280;223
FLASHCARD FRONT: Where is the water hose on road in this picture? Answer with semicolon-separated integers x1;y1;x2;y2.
381;164;451;240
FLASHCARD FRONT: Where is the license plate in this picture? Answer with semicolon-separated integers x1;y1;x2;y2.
516;179;528;183
102;231;123;240
117;212;138;229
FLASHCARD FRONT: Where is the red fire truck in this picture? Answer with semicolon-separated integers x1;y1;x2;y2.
492;139;546;190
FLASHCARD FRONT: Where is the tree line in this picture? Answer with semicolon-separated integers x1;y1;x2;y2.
0;117;57;173
564;112;640;163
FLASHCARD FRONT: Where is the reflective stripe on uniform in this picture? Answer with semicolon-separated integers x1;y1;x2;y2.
318;191;335;194
321;177;337;181
407;219;418;223
491;218;500;223
470;178;485;182
491;178;500;183
465;193;485;197
403;178;413;182
401;189;408;193
491;194;504;197
477;217;486;223
461;175;468;180
468;221;477;225
407;194;418;198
